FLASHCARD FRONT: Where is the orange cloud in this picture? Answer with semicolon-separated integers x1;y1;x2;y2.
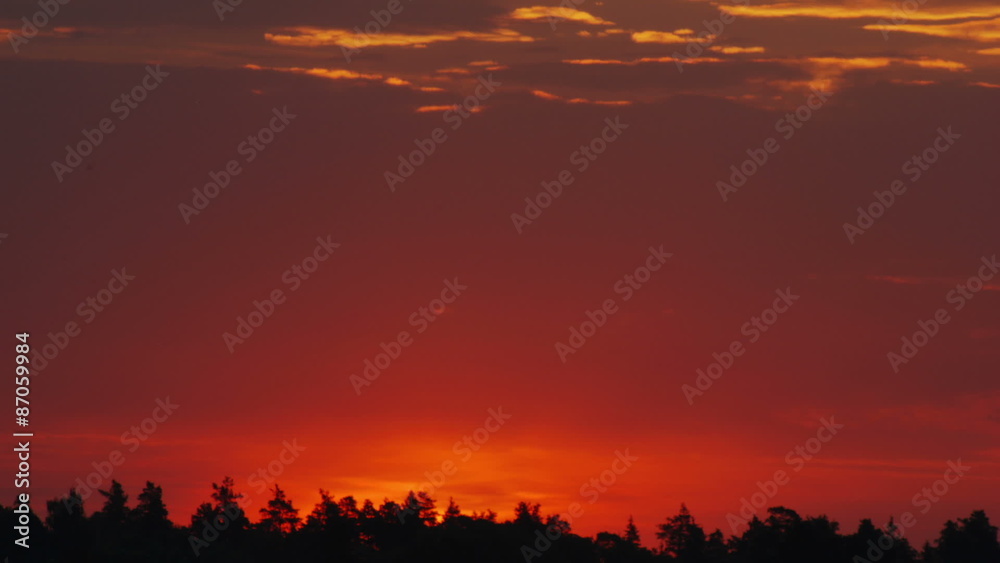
415;105;458;113
436;67;473;75
726;3;1000;21
806;56;967;72
631;30;698;44
265;27;533;49
562;56;718;67
299;67;386;81
243;64;425;90
710;46;766;54
0;25;87;40
531;90;562;101
563;58;628;65
531;89;631;106
807;56;892;69
508;6;613;26
911;58;969;71
862;19;1000;42
793;57;968;94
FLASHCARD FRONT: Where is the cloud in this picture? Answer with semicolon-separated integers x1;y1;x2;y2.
265;26;533;49
562;55;724;67
563;58;631;65
530;89;632;105
631;30;699;44
0;24;91;41
507;6;613;26
725;3;1000;22
797;56;970;92
862;17;1000;41
710;46;766;54
245;63;381;82
243;64;424;91
806;56;968;71
415;104;461;113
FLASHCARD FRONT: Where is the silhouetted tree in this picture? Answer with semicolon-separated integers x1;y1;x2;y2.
514;501;543;527
132;480;171;531
97;480;129;526
625;514;641;546
92;480;130;561
44;489;90;561
443;497;462;523
471;508;497;522
188;476;251;560
258;484;300;534
301;489;354;560
658;503;707;561
11;483;1000;563
924;510;1000;563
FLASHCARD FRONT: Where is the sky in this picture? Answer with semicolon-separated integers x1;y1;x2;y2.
1;0;999;550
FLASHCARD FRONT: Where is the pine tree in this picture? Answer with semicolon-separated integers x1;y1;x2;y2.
97;480;129;526
657;503;706;561
444;497;461;522
258;484;300;534
132;481;171;531
625;514;641;546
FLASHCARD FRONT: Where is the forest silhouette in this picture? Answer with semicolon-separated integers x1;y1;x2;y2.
2;478;998;562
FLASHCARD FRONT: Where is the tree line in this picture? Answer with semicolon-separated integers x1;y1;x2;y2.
1;478;998;562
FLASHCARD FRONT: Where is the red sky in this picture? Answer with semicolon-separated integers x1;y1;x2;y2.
1;0;999;548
